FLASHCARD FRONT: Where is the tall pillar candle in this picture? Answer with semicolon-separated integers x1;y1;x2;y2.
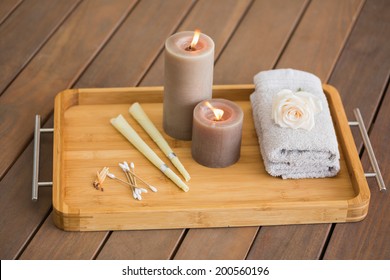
192;99;244;168
164;30;214;140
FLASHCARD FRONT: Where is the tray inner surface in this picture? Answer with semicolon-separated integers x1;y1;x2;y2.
53;85;369;230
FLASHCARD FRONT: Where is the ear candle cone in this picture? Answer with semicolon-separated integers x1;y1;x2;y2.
110;114;189;192
129;102;191;181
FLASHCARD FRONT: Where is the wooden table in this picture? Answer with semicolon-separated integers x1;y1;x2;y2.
0;0;388;260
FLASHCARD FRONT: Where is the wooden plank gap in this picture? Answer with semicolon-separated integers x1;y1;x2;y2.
214;0;255;64
0;0;83;97
92;231;113;260
15;206;53;260
322;0;367;82
356;75;389;163
324;78;390;259
366;75;390;135
1;0;142;259
246;0;366;260
68;0;143;88
312;1;369;258
169;229;190;260
0;0;138;182
271;0;311;68
136;0;199;86
243;226;261;260
0;107;57;184
0;0;24;25
15;0;140;254
318;223;336;260
322;0;390;260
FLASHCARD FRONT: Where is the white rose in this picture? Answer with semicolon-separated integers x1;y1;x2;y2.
272;89;322;131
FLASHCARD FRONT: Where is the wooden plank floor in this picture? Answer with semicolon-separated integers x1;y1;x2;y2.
0;0;388;260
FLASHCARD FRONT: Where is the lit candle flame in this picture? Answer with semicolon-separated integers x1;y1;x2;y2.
205;101;224;121
190;29;201;50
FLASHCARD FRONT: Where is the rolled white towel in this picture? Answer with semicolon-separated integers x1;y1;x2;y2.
250;68;340;179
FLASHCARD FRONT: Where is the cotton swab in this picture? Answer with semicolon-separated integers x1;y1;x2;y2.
120;162;158;192
120;163;148;193
107;173;142;200
118;163;149;200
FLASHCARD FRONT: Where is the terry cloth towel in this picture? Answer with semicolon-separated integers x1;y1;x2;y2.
250;68;340;179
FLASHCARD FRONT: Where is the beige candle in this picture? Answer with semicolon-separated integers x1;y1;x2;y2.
164;29;214;140
191;99;244;168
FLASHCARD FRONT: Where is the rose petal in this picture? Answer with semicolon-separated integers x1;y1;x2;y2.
272;89;322;131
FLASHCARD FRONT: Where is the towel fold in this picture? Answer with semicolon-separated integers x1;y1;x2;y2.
250;69;340;179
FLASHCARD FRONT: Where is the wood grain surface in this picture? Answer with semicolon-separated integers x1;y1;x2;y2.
99;0;253;260
322;0;389;259
0;0;80;94
244;0;366;260
324;83;390;259
328;0;390;150
180;0;364;260
0;0;137;180
214;0;309;84
0;0;22;25
0;0;388;260
0;0;137;259
49;86;368;231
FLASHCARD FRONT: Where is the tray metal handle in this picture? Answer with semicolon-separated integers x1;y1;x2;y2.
31;108;385;201
32;115;53;201
349;108;386;192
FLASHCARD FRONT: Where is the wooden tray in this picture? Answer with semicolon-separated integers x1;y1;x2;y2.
52;85;370;231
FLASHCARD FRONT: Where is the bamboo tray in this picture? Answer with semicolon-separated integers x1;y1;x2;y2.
52;84;370;231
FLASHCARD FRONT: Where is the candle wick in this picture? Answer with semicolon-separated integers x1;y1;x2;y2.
185;45;196;51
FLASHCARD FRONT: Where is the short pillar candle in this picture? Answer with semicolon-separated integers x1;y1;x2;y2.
191;99;244;168
163;30;214;140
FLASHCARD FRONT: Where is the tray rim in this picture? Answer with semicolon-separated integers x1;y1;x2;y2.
52;84;370;231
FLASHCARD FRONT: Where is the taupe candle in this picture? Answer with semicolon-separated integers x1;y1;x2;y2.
192;99;244;168
163;30;214;140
